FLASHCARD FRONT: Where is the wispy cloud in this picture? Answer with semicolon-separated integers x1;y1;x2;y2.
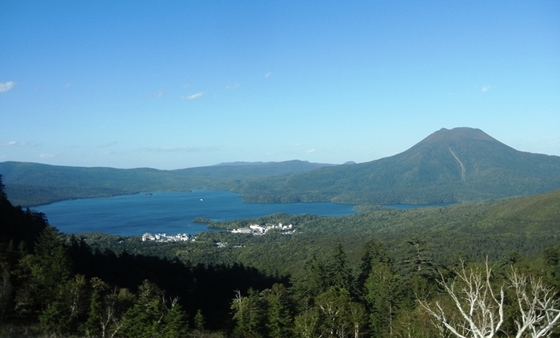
264;72;272;78
153;89;167;98
0;81;16;93
39;153;55;159
142;145;218;153
64;83;74;88
1;141;37;147
481;85;492;93
225;83;241;90
98;141;118;148
307;149;315;154
181;92;205;100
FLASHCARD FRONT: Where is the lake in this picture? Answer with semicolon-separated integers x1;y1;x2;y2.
35;190;358;236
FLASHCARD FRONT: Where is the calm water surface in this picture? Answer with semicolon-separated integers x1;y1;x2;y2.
35;190;357;236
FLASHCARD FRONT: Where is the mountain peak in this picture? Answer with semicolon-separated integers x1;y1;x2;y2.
417;127;498;146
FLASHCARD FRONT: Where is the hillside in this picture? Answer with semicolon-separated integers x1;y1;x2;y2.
0;160;331;206
234;127;560;204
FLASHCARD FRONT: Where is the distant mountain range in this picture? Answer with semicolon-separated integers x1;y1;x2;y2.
234;127;560;204
2;127;560;206
0;160;331;206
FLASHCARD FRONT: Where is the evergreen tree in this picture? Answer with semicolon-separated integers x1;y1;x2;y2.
38;274;89;336
121;280;165;338
296;254;328;298
231;288;267;338
0;174;6;200
14;226;72;315
194;309;205;331
0;264;13;322
357;240;390;291
39;299;72;335
324;242;356;297
160;299;188;338
265;283;293;338
365;263;398;338
86;289;103;337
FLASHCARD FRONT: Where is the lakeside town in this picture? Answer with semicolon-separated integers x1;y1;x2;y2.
230;223;296;235
141;222;296;243
142;232;196;242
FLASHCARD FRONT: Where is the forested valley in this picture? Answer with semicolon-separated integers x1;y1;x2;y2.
2;173;560;337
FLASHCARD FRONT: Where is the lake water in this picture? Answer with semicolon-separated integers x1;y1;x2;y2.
35;190;358;236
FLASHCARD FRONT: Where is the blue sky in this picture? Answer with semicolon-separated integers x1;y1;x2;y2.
1;1;559;169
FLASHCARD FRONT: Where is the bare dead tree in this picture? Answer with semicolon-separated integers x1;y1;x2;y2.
418;260;505;338
508;269;560;338
419;260;560;338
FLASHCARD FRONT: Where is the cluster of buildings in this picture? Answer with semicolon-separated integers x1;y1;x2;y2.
230;223;296;236
141;232;196;242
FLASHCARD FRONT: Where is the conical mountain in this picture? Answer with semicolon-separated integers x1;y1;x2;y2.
236;127;560;204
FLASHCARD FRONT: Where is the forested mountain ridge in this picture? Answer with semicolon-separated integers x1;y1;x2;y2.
235;127;560;204
0;160;331;206
3;127;560;207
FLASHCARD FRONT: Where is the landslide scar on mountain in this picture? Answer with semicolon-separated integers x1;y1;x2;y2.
449;147;466;181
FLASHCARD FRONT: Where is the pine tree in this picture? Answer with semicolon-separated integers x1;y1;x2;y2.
86;289;103;337
160;299;188;338
193;309;205;331
357;240;390;291
365;263;398;338
324;242;356;296
15;226;72;315
231;288;267;338
0;175;6;200
297;254;328;298
265;284;293;338
121;280;165;338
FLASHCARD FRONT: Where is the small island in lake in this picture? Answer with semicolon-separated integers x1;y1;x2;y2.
193;217;214;223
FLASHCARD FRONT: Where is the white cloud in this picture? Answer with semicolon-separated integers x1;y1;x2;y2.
39;153;54;159
481;85;492;93
307;149;315;153
225;83;241;90
1;141;37;147
181;92;205;100
0;81;16;93
265;72;272;78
